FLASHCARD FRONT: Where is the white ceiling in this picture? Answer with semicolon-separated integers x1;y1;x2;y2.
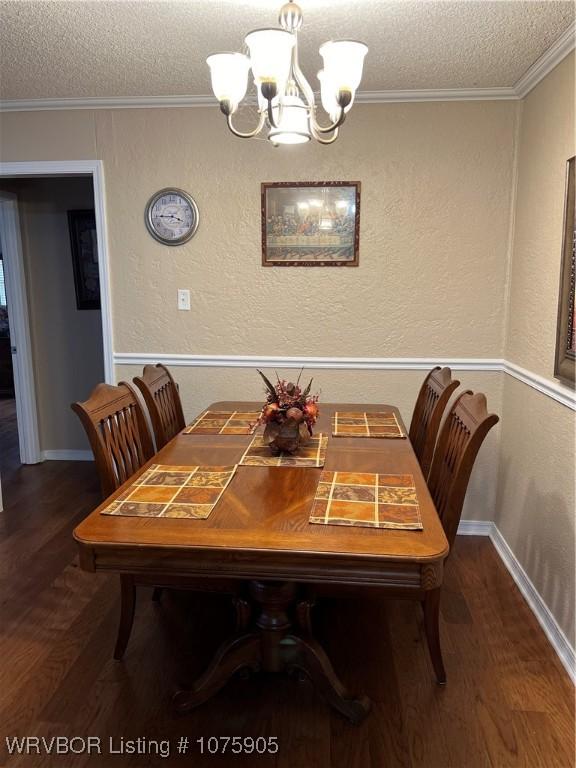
0;0;574;102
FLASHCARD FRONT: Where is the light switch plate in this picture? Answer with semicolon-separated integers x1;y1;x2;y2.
177;289;190;311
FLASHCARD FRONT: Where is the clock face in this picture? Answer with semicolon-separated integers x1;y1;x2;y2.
145;189;199;245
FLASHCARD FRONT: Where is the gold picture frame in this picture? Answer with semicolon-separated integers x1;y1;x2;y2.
261;181;360;267
554;156;575;385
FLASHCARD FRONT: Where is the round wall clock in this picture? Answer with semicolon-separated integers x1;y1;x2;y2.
145;188;200;245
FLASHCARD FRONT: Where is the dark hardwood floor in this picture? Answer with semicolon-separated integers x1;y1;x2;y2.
0;397;574;767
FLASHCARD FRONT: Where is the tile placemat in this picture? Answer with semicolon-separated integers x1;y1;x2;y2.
332;411;406;439
183;410;259;435
239;434;328;468
309;471;422;530
101;464;237;519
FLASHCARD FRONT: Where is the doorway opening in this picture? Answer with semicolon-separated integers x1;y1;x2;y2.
0;167;111;477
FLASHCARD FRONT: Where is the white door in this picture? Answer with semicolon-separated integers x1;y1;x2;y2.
0;192;41;464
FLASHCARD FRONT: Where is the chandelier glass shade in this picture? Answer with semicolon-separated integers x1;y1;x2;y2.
206;1;368;146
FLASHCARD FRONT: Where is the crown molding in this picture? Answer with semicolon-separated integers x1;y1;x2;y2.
0;23;572;112
0;94;217;112
354;88;518;103
514;21;576;98
0;88;519;112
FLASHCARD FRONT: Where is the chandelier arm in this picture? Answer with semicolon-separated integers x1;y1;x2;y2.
264;93;284;129
309;123;340;145
226;110;266;139
267;99;279;129
291;41;315;110
290;41;347;135
310;106;346;134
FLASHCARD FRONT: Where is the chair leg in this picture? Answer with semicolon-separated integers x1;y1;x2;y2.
423;587;446;684
152;587;163;603
114;574;136;660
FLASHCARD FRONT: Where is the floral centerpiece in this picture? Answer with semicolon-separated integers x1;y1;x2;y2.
256;369;320;455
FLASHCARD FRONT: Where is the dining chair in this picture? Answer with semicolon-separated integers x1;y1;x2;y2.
409;366;460;479
72;381;245;661
72;382;155;659
133;363;186;450
417;390;499;684
427;390;499;551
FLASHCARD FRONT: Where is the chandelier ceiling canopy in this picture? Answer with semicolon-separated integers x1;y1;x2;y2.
206;1;368;146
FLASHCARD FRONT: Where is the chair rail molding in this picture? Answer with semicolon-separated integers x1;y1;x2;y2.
502;360;576;409
114;352;503;371
113;353;576;410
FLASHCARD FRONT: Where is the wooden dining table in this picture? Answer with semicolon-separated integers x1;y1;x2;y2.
74;401;449;723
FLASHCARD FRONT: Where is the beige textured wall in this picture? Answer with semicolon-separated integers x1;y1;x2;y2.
93;102;516;357
0;177;105;452
497;53;576;646
506;55;575;376
497;376;575;645
0;102;513;519
1;101;517;358
92;100;513;523
0;110;97;161
0;98;524;526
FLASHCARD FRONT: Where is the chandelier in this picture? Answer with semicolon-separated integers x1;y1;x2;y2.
206;1;368;146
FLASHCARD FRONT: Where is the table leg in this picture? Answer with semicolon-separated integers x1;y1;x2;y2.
284;634;371;724
173;634;261;713
172;581;370;723
233;596;251;632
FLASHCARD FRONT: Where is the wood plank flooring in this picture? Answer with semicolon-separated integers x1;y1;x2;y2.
0;398;574;767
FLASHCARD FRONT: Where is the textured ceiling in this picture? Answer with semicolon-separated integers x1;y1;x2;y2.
0;0;574;100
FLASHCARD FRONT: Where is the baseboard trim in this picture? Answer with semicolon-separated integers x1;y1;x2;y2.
42;449;93;461
457;520;575;683
113;353;576;410
456;520;494;536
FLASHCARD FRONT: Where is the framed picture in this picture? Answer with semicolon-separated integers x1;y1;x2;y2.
68;209;100;310
554;156;575;385
261;181;360;267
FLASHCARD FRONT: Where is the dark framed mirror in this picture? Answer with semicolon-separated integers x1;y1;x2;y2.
554;156;575;385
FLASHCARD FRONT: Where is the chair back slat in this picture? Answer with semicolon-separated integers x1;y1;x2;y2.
427;391;499;550
72;382;154;499
409;366;460;478
133;364;186;449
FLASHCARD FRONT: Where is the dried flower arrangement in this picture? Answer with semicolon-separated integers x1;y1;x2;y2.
256;369;320;455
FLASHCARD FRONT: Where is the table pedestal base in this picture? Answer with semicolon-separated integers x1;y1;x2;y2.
173;580;371;724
